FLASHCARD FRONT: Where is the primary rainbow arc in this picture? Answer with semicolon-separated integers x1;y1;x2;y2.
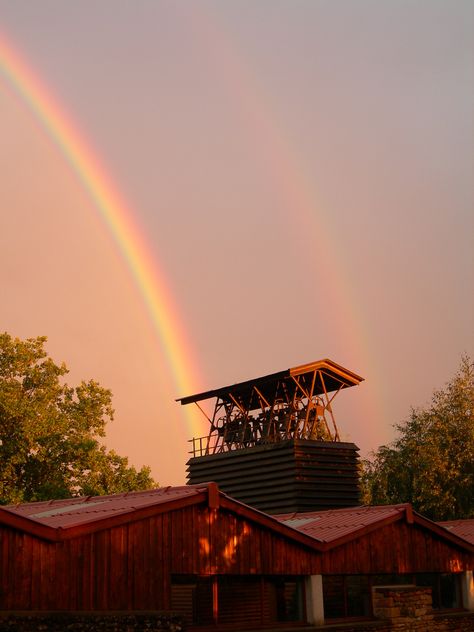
0;32;205;437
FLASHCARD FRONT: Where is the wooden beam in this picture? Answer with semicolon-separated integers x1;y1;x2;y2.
207;482;220;509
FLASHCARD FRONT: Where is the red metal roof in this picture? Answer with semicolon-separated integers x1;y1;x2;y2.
3;485;207;530
1;483;327;550
2;486;407;550
2;486;473;555
438;519;474;545
275;504;409;543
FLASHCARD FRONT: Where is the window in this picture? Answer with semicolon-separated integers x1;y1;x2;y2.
171;575;213;625
171;574;305;625
274;578;304;621
372;573;414;586
323;575;371;620
264;577;305;622
415;573;461;610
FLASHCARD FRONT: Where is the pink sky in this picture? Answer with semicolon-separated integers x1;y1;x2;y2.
0;1;473;484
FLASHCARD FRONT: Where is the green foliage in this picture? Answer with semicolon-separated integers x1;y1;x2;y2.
0;333;156;504
361;356;474;520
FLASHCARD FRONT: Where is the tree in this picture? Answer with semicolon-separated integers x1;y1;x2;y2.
361;356;474;521
0;333;156;504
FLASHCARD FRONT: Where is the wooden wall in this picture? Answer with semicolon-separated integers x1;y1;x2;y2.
0;503;472;611
1;513;173;611
320;521;473;575
198;508;473;576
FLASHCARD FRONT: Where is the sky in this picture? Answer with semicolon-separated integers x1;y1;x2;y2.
0;0;472;485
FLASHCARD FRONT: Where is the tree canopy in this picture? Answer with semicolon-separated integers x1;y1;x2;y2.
0;333;156;504
361;356;474;521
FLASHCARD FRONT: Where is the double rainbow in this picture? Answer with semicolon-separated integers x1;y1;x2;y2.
1;19;386;448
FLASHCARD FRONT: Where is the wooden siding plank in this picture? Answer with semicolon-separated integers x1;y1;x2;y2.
172;508;185;575
191;506;199;574
197;507;211;575
29;536;40;610
138;519;148;608
130;521;142;608
99;530;109;610
87;535;95;610
108;525;126;609
17;533;31;610
40;540;55;609
155;514;166;608
125;523;133;609
148;516;158;607
164;512;172;609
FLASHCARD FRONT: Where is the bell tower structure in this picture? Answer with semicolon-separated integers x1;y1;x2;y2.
177;359;364;514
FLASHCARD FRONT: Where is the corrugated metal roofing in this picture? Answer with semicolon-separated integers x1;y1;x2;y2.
2;487;473;555
276;504;408;543
438;519;474;545
3;485;207;529
4;489;406;542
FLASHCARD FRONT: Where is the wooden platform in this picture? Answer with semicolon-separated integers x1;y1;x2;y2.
186;439;360;514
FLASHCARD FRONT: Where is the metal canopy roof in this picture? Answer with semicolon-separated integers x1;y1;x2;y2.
177;359;364;406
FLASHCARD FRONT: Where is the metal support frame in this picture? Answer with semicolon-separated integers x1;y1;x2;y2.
190;368;346;457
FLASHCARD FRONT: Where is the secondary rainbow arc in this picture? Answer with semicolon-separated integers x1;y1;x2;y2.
186;6;386;437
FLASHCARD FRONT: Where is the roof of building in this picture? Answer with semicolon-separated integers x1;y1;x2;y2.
438;519;474;546
276;504;411;543
1;484;473;555
3;485;205;530
176;358;364;405
275;504;474;552
2;483;325;549
0;485;220;542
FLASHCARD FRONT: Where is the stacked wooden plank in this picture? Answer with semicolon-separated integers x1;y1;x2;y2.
187;439;360;513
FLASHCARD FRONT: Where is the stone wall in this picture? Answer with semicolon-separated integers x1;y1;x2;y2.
0;612;185;632
372;585;433;624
